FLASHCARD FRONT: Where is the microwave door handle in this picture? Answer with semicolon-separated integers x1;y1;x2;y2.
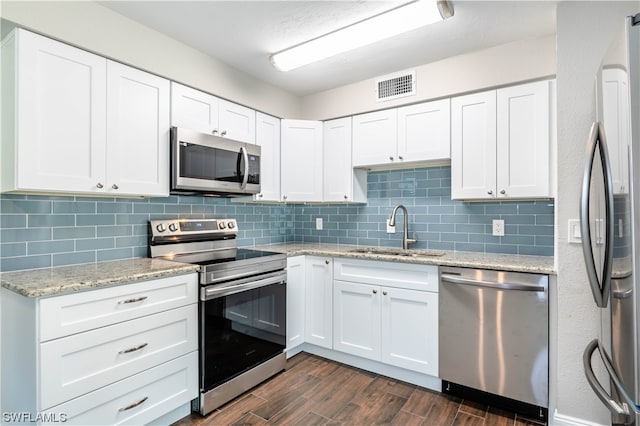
580;122;609;307
240;146;249;189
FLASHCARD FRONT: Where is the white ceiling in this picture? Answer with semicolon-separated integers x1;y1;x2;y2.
99;1;557;96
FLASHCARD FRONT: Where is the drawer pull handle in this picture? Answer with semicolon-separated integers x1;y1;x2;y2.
118;342;148;354
118;396;148;412
118;296;148;305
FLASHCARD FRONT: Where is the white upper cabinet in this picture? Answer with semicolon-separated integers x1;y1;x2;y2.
254;112;281;202
106;61;170;197
352;109;397;167
281;119;323;202
352;99;451;168
1;29;170;197
452;80;552;200
3;29;107;194
323;117;367;203
602;68;630;195
397;99;451;162
451;91;497;199
171;82;255;144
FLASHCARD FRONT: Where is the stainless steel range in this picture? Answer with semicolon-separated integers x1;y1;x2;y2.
149;218;287;416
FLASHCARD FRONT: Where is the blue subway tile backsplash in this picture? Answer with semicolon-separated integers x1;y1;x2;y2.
0;166;554;272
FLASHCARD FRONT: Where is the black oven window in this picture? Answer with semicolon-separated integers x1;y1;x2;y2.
201;282;286;391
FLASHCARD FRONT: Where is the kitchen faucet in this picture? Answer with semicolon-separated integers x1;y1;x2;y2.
388;204;417;250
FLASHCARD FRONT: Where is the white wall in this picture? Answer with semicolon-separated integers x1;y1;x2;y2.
299;35;556;120
554;2;639;425
0;1;300;119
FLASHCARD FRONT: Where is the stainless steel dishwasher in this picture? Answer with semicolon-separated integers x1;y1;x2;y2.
439;266;549;420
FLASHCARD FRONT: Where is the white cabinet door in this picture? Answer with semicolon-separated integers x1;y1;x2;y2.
281;119;323;202
255;112;281;201
170;82;219;134
286;256;305;351
602;68;630;195
219;99;256;144
333;280;380;360
380;287;438;376
496;80;551;198
322;117;366;203
15;29;107;193
305;257;333;349
352;109;397;167
323;117;352;202
451;90;497;199
397;99;451;163
106;61;170;197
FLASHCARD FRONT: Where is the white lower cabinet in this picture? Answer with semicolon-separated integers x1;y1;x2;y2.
333;259;439;376
43;352;198;426
304;257;333;349
286;256;305;351
1;273;199;425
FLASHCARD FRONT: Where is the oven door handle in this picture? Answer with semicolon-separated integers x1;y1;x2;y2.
203;272;286;300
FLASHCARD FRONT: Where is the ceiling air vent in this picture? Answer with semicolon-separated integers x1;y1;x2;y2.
375;70;416;102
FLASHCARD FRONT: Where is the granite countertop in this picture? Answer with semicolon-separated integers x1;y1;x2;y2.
1;258;199;298
254;243;555;275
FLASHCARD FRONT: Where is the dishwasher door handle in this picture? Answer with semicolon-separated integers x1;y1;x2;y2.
440;274;546;292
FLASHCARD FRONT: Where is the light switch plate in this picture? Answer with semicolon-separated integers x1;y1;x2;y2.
568;219;581;243
315;217;323;230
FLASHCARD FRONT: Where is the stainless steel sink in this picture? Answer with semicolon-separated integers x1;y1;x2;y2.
348;247;446;257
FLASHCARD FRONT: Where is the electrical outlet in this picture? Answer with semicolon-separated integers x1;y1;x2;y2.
386;219;396;234
315;217;323;230
492;219;505;236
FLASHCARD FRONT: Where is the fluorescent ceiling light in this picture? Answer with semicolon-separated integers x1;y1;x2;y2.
270;0;454;72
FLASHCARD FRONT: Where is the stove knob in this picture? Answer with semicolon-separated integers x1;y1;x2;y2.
219;222;227;229
227;221;235;229
168;223;178;232
156;224;166;233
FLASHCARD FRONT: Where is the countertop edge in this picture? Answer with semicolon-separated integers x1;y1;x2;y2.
253;244;556;275
1;260;199;298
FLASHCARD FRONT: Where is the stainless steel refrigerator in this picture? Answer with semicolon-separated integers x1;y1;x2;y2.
582;14;640;425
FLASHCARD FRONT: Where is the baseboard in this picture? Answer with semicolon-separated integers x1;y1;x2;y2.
551;410;608;426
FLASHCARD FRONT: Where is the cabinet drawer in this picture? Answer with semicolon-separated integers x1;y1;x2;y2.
334;259;438;292
39;273;197;341
40;304;197;409
42;352;198;425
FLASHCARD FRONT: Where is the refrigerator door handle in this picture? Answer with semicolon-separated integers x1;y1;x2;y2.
583;338;637;424
580;121;615;307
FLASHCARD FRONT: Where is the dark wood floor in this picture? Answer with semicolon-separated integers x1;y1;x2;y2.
173;353;546;426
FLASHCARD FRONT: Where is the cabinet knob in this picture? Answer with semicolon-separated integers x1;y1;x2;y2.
259;193;263;198
221;130;227;137
96;182;104;189
372;289;378;294
283;195;287;201
500;189;506;195
487;190;493;195
325;260;330;265
344;195;348;200
389;156;394;161
212;129;218;135
398;156;404;160
383;291;388;296
112;184;119;190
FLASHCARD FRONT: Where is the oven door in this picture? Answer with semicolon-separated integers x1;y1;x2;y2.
200;271;286;392
170;126;260;195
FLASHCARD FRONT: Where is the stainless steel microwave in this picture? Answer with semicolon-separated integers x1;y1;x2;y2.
170;127;261;196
